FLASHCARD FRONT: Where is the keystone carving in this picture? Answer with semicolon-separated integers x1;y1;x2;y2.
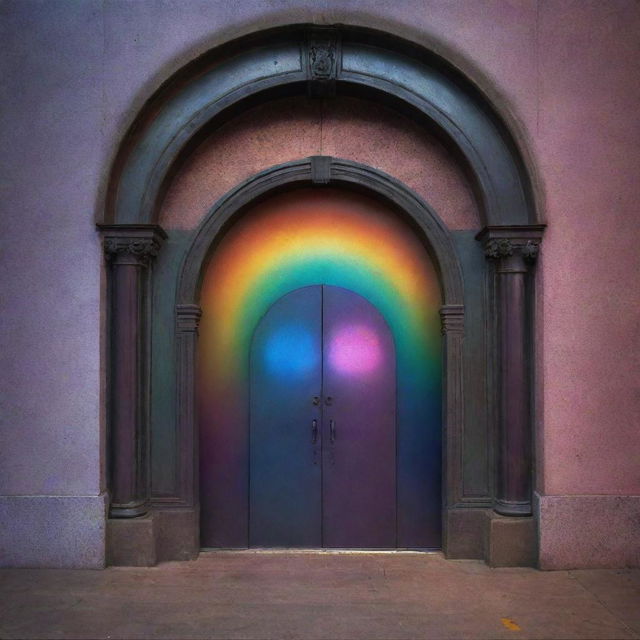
309;40;336;80
305;29;340;98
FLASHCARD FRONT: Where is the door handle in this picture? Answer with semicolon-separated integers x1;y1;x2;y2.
329;419;336;444
312;419;318;444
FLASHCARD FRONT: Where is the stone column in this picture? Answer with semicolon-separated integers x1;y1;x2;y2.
99;225;167;518
479;227;543;517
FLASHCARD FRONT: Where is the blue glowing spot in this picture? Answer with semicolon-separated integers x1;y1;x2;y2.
263;325;319;377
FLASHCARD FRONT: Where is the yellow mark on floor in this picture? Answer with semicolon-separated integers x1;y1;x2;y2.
501;617;522;631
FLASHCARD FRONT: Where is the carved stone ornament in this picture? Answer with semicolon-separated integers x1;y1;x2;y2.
309;41;335;79
484;238;540;263
104;237;162;265
476;225;545;265
484;238;514;259
521;241;540;262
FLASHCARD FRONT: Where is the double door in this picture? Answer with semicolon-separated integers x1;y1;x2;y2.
249;285;396;548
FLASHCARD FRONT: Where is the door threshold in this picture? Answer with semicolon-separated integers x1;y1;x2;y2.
200;548;440;554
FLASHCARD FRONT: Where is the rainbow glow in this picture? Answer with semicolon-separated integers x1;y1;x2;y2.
198;187;442;545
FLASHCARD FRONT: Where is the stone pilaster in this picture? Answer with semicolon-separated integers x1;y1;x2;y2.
99;224;167;518
175;304;202;508
477;226;544;517
440;304;465;507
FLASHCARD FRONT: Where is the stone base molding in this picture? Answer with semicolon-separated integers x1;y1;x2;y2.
0;494;108;568
536;492;640;569
484;511;536;567
106;507;199;567
443;508;487;560
106;514;157;567
443;507;536;567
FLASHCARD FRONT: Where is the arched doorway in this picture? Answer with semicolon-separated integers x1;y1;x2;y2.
197;188;443;549
99;25;543;567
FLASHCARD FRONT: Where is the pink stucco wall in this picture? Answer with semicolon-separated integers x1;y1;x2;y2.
533;1;640;568
535;3;640;495
160;96;478;231
1;0;638;568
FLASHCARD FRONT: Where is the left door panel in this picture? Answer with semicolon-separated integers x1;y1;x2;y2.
249;286;323;547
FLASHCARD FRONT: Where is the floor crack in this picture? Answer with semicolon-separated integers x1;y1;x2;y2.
568;571;638;638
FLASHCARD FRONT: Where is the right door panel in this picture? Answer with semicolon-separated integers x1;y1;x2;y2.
322;285;397;548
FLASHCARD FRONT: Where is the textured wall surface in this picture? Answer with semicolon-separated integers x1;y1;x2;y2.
536;493;640;570
160;96;478;231
0;495;107;569
1;0;638;568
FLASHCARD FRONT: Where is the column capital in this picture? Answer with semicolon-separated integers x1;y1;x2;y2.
440;305;465;335
176;304;202;332
98;224;167;266
476;225;545;264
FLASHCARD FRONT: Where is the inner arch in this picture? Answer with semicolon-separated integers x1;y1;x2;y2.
198;186;443;548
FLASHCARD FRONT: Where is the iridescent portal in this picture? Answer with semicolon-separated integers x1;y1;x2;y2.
198;187;442;547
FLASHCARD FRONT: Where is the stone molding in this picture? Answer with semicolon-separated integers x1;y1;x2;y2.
440;304;465;335
477;225;545;265
99;225;167;266
176;304;202;333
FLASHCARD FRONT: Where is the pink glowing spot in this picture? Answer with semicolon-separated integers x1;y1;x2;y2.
328;324;382;375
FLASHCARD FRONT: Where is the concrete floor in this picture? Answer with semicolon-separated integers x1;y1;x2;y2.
0;552;638;640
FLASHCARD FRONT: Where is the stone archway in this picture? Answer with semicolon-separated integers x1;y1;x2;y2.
182;161;462;551
99;25;543;567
